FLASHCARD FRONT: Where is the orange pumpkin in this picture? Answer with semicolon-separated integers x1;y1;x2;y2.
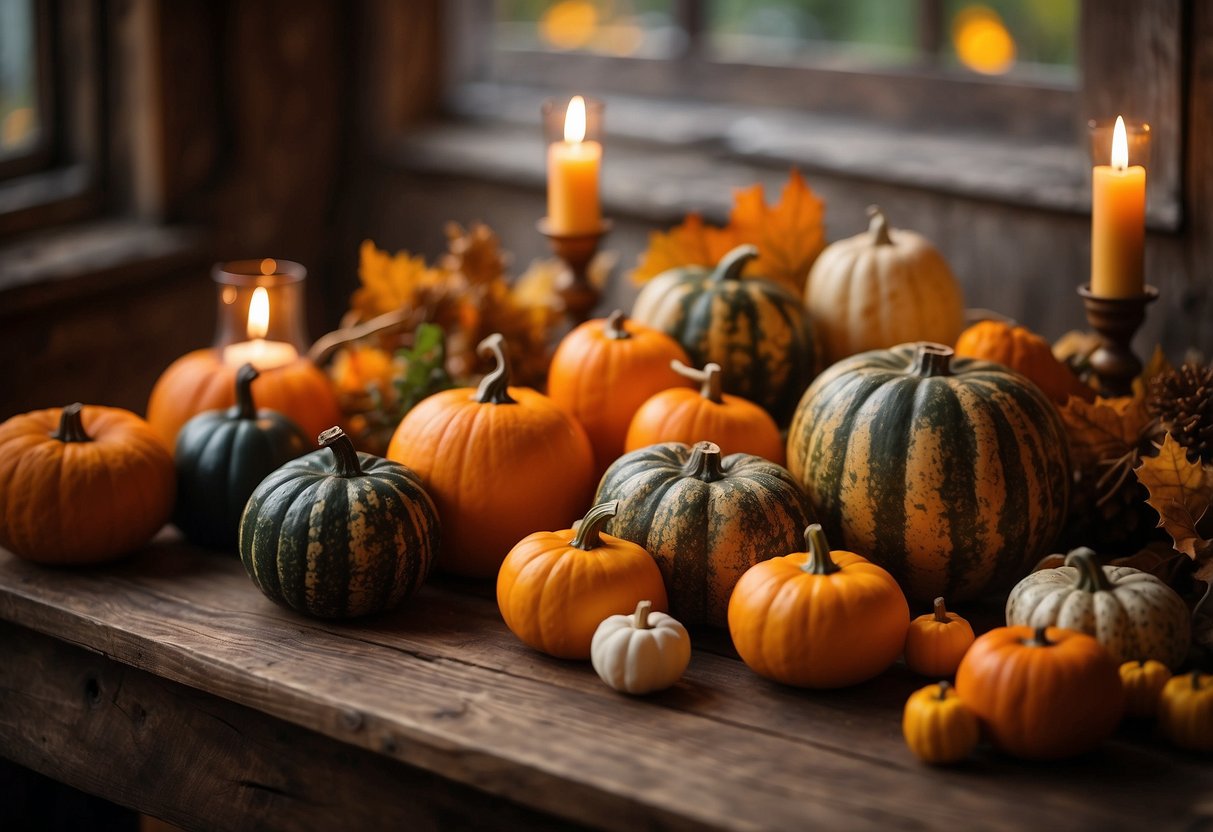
387;333;595;578
955;625;1124;759
496;501;668;659
147;349;343;452
548;310;692;475
727;524;910;688
1119;659;1172;719
903;597;975;677
955;320;1095;405
0;403;175;564
626;361;785;464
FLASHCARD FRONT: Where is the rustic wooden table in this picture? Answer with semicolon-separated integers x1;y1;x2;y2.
0;534;1210;832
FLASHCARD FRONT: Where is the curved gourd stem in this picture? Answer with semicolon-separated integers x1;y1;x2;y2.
570;501;619;550
319;426;363;477
801;524;842;576
1065;547;1113;592
1024;626;1054;648
710;244;759;283
933;597;950;623
234;363;260;420
52;403;92;443
866;205;893;246
633;600;654;630
683;441;725;483
936;680;952;701
671;360;723;404
913;343;954;378
473;333;517;405
604;310;630;341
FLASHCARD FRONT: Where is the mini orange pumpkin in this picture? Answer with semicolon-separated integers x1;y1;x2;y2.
727;524;910;688
955;625;1124;759
626;360;785;464
0;403;175;564
955;320;1095;405
902;681;979;765
388;333;595;578
548;310;691;475
147;349;343;452
904;597;975;677
1119;659;1172;719
497;501;668;660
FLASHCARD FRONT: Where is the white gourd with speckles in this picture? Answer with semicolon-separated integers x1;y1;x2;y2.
1006;548;1190;669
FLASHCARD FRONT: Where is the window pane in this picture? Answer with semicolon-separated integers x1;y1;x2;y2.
494;0;685;58
0;0;40;160
943;0;1077;77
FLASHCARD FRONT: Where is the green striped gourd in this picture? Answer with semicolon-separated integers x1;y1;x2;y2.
240;427;439;618
631;244;817;423
786;342;1070;604
595;440;812;627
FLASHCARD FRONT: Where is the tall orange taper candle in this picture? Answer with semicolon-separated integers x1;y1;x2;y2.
1091;116;1146;297
547;95;602;235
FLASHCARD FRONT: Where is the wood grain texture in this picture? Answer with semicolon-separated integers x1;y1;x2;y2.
0;538;1211;831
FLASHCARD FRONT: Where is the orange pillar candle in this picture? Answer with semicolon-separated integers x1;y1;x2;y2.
1091;116;1146;297
546;95;602;235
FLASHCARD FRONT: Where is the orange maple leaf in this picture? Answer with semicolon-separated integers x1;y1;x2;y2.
631;214;740;284
1059;394;1150;473
728;170;826;293
1135;433;1213;569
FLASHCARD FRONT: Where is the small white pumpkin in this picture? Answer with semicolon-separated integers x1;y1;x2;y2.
591;600;691;694
1006;547;1190;669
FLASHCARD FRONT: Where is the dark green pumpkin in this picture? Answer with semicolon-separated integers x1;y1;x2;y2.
174;363;310;550
786;342;1071;604
631;244;817;423
239;427;440;619
595;440;812;627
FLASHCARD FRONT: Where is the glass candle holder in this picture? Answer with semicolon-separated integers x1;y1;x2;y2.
1088;117;1151;169
212;258;308;370
542;95;605;236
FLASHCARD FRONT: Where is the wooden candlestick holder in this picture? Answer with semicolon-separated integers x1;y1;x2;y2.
538;218;611;324
1077;284;1159;397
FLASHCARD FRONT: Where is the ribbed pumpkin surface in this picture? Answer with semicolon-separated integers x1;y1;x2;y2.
595;441;812;627
632;246;817;423
787;342;1070;604
240;433;439;618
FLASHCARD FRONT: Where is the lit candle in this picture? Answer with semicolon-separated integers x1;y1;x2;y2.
546;95;602;235
222;267;300;370
1091;116;1146;297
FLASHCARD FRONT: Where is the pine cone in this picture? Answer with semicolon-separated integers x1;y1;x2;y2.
1147;362;1213;462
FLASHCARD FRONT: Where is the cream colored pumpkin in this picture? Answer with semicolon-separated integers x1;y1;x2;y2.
805;205;964;365
1005;548;1190;669
590;600;691;694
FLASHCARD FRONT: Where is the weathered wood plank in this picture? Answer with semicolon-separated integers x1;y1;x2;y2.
0;541;1210;831
0;622;582;832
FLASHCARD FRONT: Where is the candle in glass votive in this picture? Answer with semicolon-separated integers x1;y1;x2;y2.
222;283;299;370
1091;116;1146;298
547;95;602;235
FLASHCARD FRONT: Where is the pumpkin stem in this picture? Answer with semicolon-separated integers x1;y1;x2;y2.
671;360;724;404
683;441;725;482
633;600;654;630
912;343;954;378
866;205;893;246
1025;626;1054;648
1193;671;1205;691
52;403;92;443
570;501;619;550
234;363;260;420
604;310;630;340
1064;547;1113;592
802;524;842;576
473;333;517;405
936;680;952;701
933;597;950;623
711;244;759;283
318;426;363;477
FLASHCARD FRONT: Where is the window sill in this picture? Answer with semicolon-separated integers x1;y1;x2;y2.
393;83;1180;231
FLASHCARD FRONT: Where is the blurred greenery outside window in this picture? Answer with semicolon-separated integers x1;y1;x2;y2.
0;0;42;164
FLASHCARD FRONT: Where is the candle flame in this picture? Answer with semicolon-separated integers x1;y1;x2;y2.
247;287;270;339
260;258;277;275
564;95;586;144
1111;115;1129;170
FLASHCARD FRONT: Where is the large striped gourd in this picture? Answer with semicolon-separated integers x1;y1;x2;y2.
595;440;812;627
240;427;439;618
631;244;817;423
786;342;1070;604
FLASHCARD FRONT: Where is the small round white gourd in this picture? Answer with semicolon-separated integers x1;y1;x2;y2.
591;600;691;694
1005;547;1191;669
